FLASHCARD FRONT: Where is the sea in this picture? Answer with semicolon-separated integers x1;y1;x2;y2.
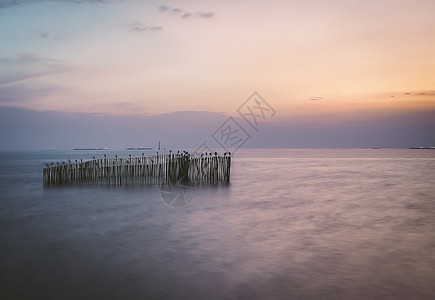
1;148;435;300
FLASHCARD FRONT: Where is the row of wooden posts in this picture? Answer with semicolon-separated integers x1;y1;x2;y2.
43;153;231;186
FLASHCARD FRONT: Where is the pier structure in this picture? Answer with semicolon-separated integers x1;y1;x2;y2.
43;153;231;186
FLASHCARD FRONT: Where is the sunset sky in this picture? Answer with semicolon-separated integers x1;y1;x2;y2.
1;0;434;120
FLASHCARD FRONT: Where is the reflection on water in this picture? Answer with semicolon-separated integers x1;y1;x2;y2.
1;149;435;299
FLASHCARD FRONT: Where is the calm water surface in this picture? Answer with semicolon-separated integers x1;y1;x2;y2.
1;149;435;299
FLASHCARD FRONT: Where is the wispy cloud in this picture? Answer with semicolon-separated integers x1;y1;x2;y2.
383;91;435;98
89;101;149;115
0;53;72;86
130;22;163;33
39;32;62;40
158;5;170;13
0;0;109;10
171;7;182;14
157;4;215;19
0;84;66;105
416;91;435;96
0;54;75;110
196;11;215;18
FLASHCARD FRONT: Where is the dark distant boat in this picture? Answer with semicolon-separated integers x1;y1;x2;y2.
74;147;109;150
372;146;380;149
127;147;153;150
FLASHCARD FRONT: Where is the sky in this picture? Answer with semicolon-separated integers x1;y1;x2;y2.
0;0;434;149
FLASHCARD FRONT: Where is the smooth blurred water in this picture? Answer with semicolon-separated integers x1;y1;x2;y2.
1;149;435;299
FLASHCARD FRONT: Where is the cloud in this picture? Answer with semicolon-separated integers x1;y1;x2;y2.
88;101;149;115
157;5;215;19
196;11;215;18
150;26;163;31
0;53;72;86
131;27;146;32
39;32;61;40
0;0;109;10
130;23;163;33
0;107;229;150
171;7;182;14
1;106;434;150
0;84;66;105
158;5;183;14
0;53;72;112
158;5;170;13
416;91;435;96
